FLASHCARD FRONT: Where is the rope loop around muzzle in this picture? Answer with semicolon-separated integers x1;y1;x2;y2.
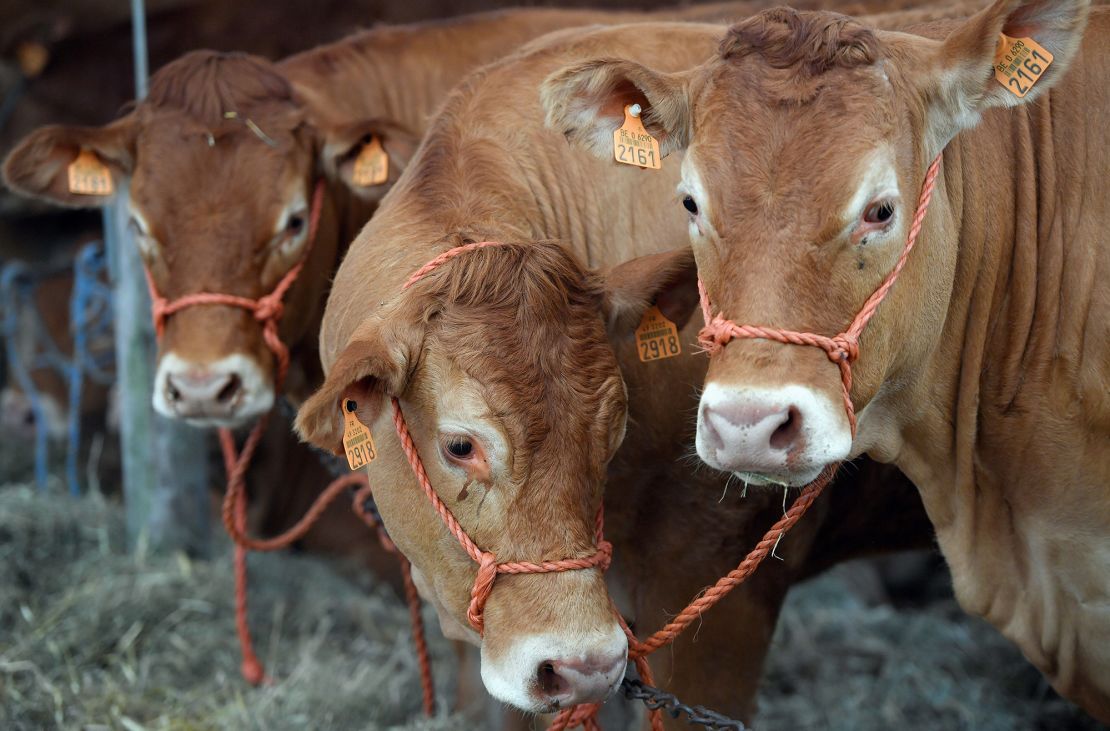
390;389;613;636
697;153;943;437
144;178;325;391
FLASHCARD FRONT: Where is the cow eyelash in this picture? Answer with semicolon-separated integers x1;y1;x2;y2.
442;436;474;460
862;200;896;226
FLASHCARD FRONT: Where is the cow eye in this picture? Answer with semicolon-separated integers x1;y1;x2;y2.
682;195;698;215
286;213;306;235
863;200;895;225
444;437;473;459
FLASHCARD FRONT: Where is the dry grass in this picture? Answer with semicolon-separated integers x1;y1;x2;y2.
757;563;1105;731
1;482;1104;731
0;484;461;731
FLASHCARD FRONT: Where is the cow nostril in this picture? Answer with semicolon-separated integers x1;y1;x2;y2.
165;377;182;403
22;410;35;427
537;661;569;699
216;375;242;404
769;405;802;451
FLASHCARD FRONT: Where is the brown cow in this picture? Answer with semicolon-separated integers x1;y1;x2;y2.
1;1;937;430
295;19;934;723
541;0;1109;720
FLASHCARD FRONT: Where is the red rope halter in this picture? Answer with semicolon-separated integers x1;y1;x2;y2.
557;154;943;730
399;241;613;635
142;179;435;715
145;179;327;385
143;177;326;685
393;241;836;731
697;153;943;437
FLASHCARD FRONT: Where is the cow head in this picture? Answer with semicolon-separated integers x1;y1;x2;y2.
297;241;697;711
2;50;419;428
542;0;1088;486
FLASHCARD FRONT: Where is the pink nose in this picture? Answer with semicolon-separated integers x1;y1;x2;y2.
699;400;804;472
163;367;244;419
534;653;626;709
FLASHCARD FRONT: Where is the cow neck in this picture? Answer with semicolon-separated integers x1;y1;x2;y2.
881;98;1100;521
874;65;1110;702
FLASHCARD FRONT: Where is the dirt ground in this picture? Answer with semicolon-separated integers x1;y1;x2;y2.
1;476;1105;731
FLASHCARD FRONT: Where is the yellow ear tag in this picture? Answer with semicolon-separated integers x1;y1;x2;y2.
67;149;113;196
994;34;1053;99
352;136;389;186
635;305;681;362
613;104;661;170
342;399;377;470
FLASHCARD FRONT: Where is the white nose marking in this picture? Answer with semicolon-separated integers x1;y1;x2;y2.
480;624;627;713
696;382;851;486
153;352;273;428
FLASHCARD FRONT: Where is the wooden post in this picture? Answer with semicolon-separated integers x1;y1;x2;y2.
103;0;210;555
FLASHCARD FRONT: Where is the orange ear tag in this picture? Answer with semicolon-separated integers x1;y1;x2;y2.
342;399;377;470
67;149;113;196
994;34;1053;99
635;305;681;362
613;104;661;170
352;136;390;186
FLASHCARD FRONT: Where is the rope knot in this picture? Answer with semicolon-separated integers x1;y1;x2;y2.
828;334;859;364
697;317;732;356
467;551;499;635
254;295;284;322
595;539;613;572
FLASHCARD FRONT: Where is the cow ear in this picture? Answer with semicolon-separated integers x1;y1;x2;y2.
600;247;700;341
320;120;420;203
542;58;692;159
922;0;1088;149
2;116;135;207
295;316;421;455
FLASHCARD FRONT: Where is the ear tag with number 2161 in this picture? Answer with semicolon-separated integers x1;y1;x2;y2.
613;104;661;170
993;33;1053;98
342;399;377;470
67;149;113;196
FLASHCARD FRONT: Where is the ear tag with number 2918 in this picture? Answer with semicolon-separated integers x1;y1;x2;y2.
635;305;681;362
342;399;377;470
352;136;390;186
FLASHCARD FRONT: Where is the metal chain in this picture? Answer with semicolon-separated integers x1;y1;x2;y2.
620;677;751;730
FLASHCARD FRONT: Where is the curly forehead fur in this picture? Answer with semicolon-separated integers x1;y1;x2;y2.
140;50;302;139
408;241;621;489
720;7;882;77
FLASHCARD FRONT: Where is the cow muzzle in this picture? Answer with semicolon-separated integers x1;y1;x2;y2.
480;623;628;713
696;381;851;486
153;352;273;428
